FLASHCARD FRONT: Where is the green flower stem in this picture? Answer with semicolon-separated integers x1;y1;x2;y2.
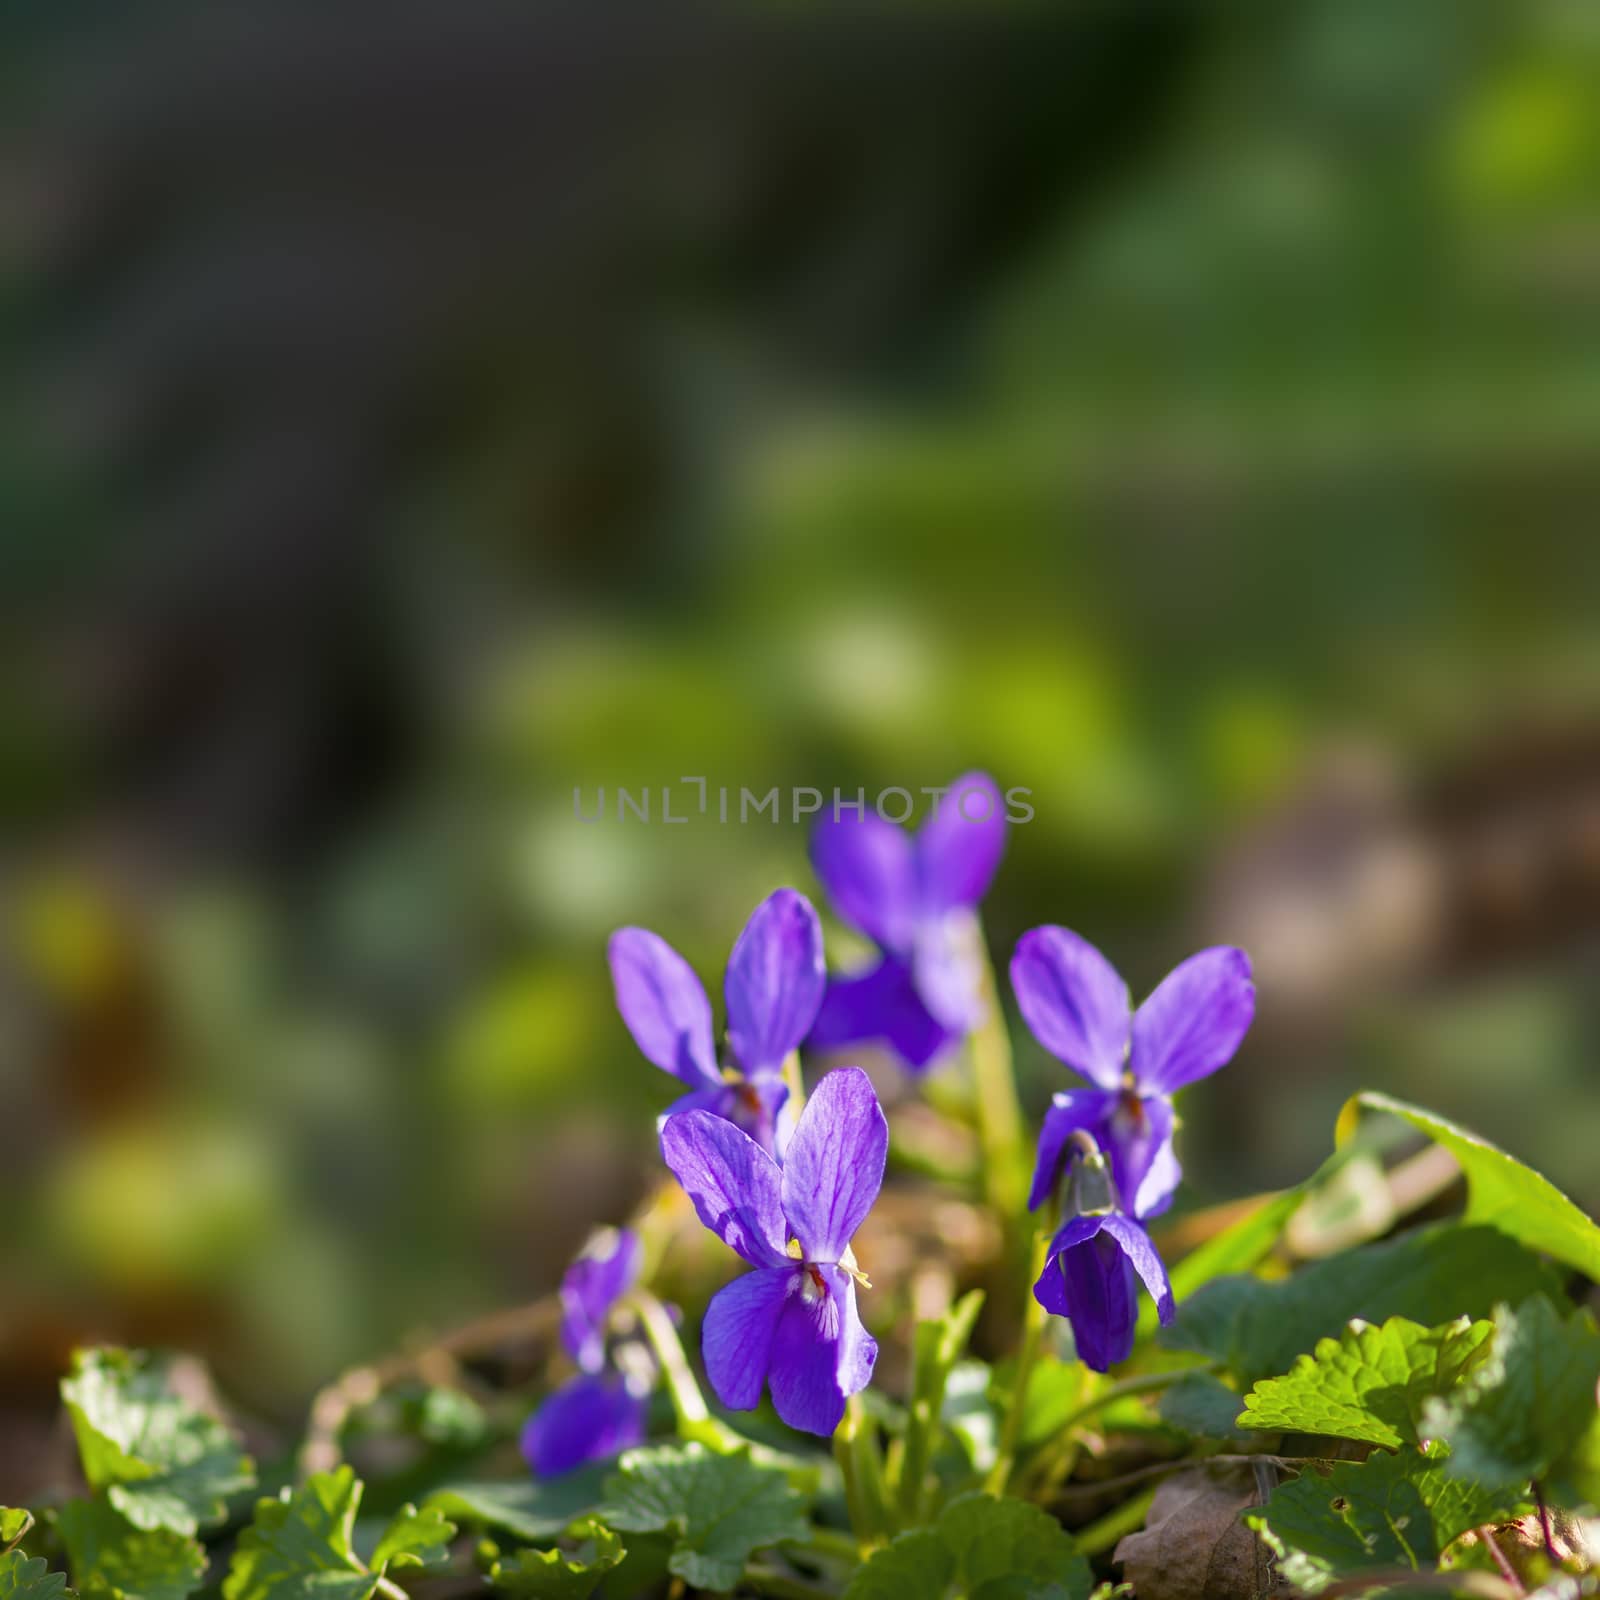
985;1224;1053;1495
1019;1365;1214;1498
799;1526;862;1566
964;918;1027;1225
1072;1484;1159;1557
743;1569;838;1600
833;1394;891;1551
629;1290;710;1431
1054;1365;1208;1435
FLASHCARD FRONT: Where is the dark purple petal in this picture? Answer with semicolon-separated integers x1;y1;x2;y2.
809;813;918;953
1130;946;1255;1095
1104;1093;1181;1221
1059;1228;1140;1372
780;1067;887;1263
725;890;826;1076
608;928;718;1088
1100;1212;1176;1325
701;1267;791;1411
560;1228;643;1371
1031;1214;1105;1317
1028;1088;1117;1212
807;958;964;1074
910;915;985;1032
915;771;1006;913
659;1110;787;1268
520;1373;647;1477
1010;927;1130;1090
766;1265;875;1436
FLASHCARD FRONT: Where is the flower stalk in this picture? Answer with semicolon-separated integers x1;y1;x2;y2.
964;917;1028;1227
833;1394;891;1552
628;1289;710;1431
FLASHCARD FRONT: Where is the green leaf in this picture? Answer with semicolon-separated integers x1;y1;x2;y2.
1156;1373;1254;1442
842;1529;952;1600
845;1494;1091;1600
222;1468;377;1600
1162;1223;1559;1383
1244;1443;1515;1594
1238;1315;1495;1448
938;1496;1092;1599
1339;1093;1600;1282
61;1351;254;1536
369;1504;455;1575
56;1502;206;1600
0;1553;71;1600
424;1469;610;1544
600;1444;808;1594
487;1522;624;1600
0;1515;32;1556
1423;1295;1600;1492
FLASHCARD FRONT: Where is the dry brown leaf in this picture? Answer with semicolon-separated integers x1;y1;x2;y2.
1115;1463;1281;1600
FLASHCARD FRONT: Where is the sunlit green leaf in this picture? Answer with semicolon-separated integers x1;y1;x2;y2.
1339;1095;1600;1282
0;1553;70;1600
1239;1315;1494;1448
61;1351;254;1537
487;1521;623;1600
222;1468;376;1600
369;1504;455;1574
0;1516;31;1556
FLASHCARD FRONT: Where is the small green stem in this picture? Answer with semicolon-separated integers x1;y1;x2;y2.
1072;1484;1158;1557
1018;1365;1213;1497
1055;1365;1207;1435
987;1223;1053;1494
964;918;1027;1223
800;1526;862;1567
833;1394;890;1551
742;1569;838;1600
629;1290;710;1430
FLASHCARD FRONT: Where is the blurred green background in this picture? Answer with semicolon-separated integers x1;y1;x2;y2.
4;0;1600;1489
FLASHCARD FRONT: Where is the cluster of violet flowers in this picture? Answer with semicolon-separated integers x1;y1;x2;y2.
521;773;1255;1475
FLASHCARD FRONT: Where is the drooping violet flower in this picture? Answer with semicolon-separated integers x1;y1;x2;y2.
1033;1132;1175;1373
522;1227;653;1476
1012;927;1255;1220
806;773;1006;1073
609;888;825;1157
660;1067;886;1436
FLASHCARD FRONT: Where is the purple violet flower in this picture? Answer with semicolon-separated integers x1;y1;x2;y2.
807;772;1007;1073
1012;927;1255;1220
521;1227;652;1476
1032;1132;1175;1373
660;1066;886;1436
1034;1209;1175;1373
609;888;825;1158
